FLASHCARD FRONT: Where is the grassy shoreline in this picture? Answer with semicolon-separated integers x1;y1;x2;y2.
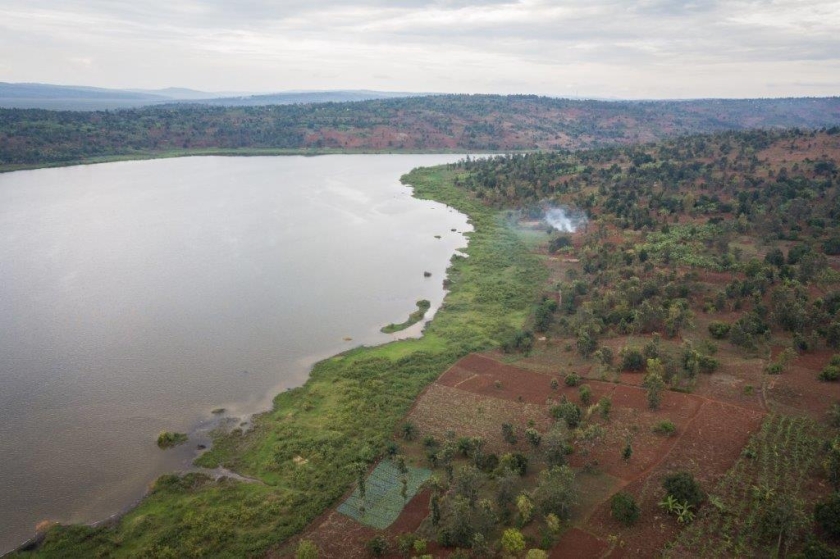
17;165;545;557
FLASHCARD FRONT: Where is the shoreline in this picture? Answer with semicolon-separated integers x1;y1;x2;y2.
8;162;544;557
1;156;476;557
0;147;522;175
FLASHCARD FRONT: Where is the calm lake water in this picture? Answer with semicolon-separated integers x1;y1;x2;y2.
0;155;471;553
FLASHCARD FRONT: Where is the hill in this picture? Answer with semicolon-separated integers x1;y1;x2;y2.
1;95;839;171
0;82;424;111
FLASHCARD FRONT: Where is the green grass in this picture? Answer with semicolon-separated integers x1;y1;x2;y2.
17;165;545;557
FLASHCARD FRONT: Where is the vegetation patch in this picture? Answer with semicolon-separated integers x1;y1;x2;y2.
666;414;824;557
381;300;431;334
156;431;188;449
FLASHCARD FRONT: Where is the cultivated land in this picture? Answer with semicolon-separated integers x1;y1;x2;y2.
14;126;840;558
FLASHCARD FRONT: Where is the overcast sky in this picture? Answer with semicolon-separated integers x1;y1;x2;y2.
0;0;838;99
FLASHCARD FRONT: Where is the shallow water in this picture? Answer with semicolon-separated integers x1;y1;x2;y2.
0;154;471;553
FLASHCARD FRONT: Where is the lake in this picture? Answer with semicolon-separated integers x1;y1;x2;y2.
0;154;471;553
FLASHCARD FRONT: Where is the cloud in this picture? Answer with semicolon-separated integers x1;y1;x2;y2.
0;0;837;98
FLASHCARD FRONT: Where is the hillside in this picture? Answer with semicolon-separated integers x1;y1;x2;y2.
19;128;840;558
1;95;839;170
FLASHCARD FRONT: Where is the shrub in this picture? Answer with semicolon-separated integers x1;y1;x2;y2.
502;423;517;445
663;472;704;508
502;329;535;353
565;372;580;386
821;366;840;382
525;428;542;448
653;420;676;436
620;347;645;372
816;494;840;539
611;492;640;526
551;400;582;428
156;431;187;449
579;384;592;405
709;320;732;340
499;452;528;476
697;354;719;374
501;528;526;554
367;535;388;556
598;396;612;419
296;540;319;559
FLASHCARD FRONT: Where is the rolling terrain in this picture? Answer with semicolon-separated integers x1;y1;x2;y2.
2;95;839;171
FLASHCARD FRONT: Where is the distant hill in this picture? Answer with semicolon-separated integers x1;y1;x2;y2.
1;94;839;169
193;90;426;106
0;82;426;110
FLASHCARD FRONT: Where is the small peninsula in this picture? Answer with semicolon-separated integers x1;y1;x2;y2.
380;299;431;333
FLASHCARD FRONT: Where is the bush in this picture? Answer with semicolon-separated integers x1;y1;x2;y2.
296;540;319;559
815;494;840;538
551;400;582;429
156;431;188;448
367;535;388;556
821;366;840;382
663;472;704;508
708;321;731;339
611;492;640;526
579;384;592;405
498;452;529;476
565;372;580;386
620;347;645;372
502;329;535;353
501;528;526;554
653;420;676;436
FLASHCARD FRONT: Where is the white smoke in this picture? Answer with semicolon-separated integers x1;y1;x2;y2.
545;206;587;232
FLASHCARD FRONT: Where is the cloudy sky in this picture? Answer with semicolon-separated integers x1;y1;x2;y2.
0;0;838;99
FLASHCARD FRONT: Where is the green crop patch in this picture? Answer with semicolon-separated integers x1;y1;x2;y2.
337;460;431;530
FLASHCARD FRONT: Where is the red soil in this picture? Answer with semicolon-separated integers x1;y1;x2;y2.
550;527;611;558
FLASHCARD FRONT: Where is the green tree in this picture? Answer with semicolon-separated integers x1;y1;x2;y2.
663;472;704;508
643;359;666;410
611;492;640;526
501;528;526;555
533;465;577;519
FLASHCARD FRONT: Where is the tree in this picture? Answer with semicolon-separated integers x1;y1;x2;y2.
598;396;612;419
455;465;481;506
622;440;633;462
401;421;417;441
501;528;526;555
517;494;534;525
826;437;840;490
533;465;577;519
611;492;640;526
525;428;542;448
579;384;592;405
815;493;840;538
663;472;704;508
643;359;666;410
543;427;569;468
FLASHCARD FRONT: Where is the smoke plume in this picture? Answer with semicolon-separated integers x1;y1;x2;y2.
545;206;587;232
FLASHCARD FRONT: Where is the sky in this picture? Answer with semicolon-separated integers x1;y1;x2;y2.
0;0;838;99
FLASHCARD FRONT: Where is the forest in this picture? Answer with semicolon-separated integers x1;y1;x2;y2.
2;95;840;170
